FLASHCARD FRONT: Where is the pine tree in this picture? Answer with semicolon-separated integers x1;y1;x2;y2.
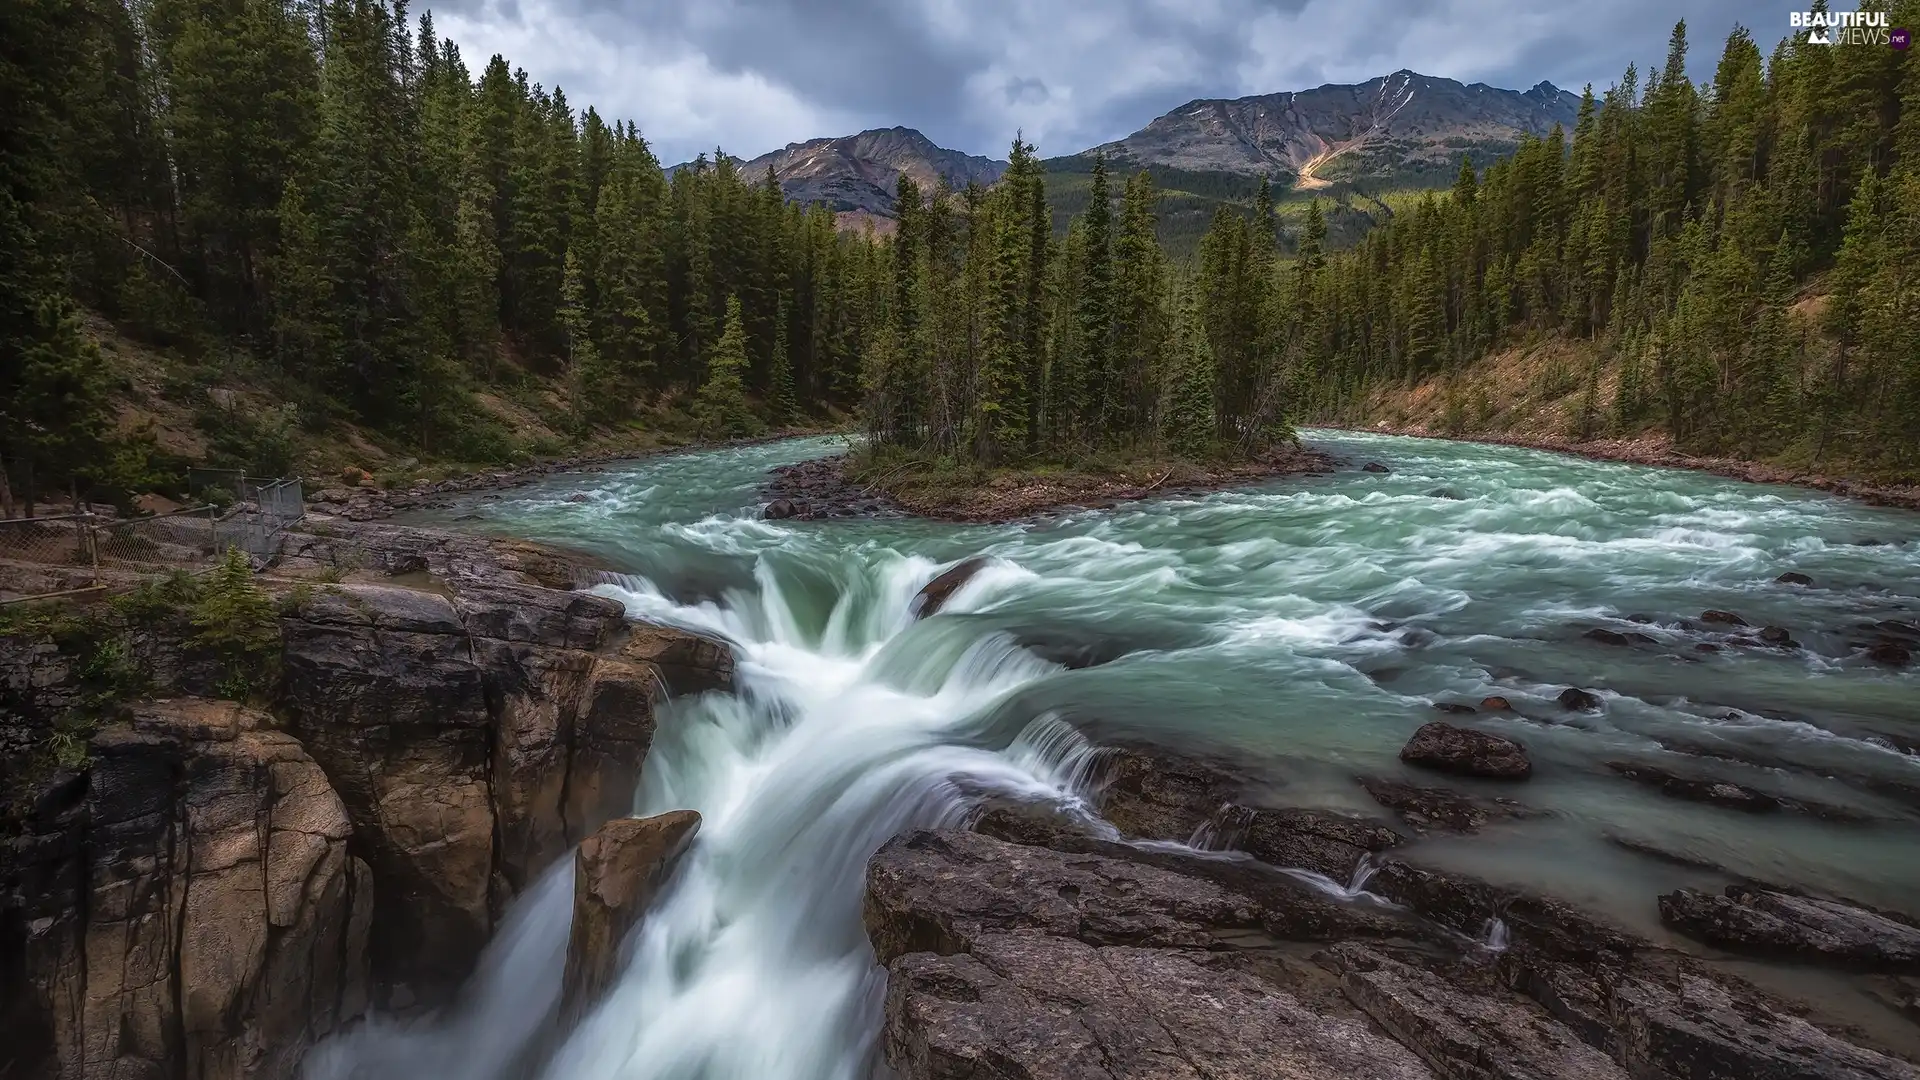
768;297;798;425
1163;284;1217;457
695;295;759;437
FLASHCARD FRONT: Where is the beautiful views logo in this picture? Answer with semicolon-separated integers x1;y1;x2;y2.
1789;9;1900;46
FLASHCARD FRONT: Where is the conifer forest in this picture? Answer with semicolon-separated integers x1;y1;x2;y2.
4;1;1920;508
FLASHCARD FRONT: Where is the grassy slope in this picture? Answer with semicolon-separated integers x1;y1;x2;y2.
1324;314;1920;504
88;314;826;497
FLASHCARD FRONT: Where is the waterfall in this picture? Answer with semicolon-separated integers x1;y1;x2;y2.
308;553;1098;1080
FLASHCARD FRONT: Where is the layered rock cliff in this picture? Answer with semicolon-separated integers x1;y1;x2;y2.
0;520;734;1080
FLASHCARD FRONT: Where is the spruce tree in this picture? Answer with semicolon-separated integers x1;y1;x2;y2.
695;295;759;438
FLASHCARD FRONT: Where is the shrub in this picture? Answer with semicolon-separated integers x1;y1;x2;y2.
190;548;281;699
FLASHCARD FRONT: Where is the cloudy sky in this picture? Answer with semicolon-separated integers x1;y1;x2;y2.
428;0;1776;164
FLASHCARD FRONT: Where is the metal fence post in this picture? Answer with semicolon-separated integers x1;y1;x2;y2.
87;519;100;584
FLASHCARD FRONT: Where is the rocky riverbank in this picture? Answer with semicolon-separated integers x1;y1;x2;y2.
0;516;733;1080
1333;423;1920;512
865;739;1920;1079
761;442;1340;523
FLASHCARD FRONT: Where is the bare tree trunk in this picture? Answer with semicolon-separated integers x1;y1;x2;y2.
0;449;13;519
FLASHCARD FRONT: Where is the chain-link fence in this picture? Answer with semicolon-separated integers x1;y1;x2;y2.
0;515;96;567
1;481;305;603
93;507;226;567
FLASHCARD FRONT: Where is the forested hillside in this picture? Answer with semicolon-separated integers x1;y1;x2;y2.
8;0;1919;511
1288;18;1920;478
1;0;895;510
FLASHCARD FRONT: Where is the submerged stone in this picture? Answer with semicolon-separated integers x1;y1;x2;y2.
909;555;993;618
1399;721;1531;780
1558;687;1603;711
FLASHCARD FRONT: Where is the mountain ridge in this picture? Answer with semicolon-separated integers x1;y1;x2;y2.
674;126;1008;219
678;69;1584;247
1081;70;1581;186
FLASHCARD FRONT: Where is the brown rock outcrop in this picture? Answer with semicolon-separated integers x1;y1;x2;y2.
560;810;701;1017
279;577;718;1005
2;699;370;1080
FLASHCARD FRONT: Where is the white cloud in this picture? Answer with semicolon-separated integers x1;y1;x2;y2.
436;0;863;163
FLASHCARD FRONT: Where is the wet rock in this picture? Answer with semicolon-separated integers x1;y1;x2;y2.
1693;642;1721;653
1700;609;1748;626
616;624;735;696
1776;571;1815;586
1606;966;1920;1080
1479;696;1512;711
1558;687;1602;711
1605;761;1781;813
909;556;992;618
1428;488;1462;499
865;829;1266;960
1430;701;1477;715
882;933;1438;1080
1584;627;1631;646
1658;886;1920;973
1238;807;1405;882
762;497;799;520
562;811;701;1017
565;492;591;503
1399;627;1435;648
1868;642;1912;668
1363;461;1392;474
1093;745;1400;882
1627;614;1657;623
1758;625;1798;647
1321;943;1629;1079
1359;777;1534;833
1399;721;1531;780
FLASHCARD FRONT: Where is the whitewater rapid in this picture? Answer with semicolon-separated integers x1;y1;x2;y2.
305;430;1920;1080
309;551;1106;1080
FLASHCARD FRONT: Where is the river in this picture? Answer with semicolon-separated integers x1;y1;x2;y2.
305;430;1920;1080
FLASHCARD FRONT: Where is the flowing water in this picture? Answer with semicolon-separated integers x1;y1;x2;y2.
306;430;1920;1080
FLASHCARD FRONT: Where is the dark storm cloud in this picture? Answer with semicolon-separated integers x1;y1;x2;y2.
423;0;1793;164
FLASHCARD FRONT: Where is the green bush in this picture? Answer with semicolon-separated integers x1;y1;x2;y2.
190;548;281;699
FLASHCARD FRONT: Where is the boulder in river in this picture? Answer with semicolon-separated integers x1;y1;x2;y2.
1399;721;1531;779
1584;627;1630;646
1558;686;1602;711
1700;609;1749;626
1868;642;1912;668
1359;776;1534;833
562;810;702;1017
1776;571;1815;586
1659;885;1920;973
1606;760;1780;813
909;555;992;618
1758;625;1798;647
763;497;799;520
1480;695;1512;711
1430;701;1477;715
1363;461;1392;473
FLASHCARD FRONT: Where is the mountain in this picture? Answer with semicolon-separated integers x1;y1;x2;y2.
1080;70;1582;188
682;127;1007;220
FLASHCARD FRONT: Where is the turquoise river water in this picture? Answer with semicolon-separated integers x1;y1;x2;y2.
306;430;1920;1080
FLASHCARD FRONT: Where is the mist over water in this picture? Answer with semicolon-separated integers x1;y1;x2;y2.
308;431;1920;1080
